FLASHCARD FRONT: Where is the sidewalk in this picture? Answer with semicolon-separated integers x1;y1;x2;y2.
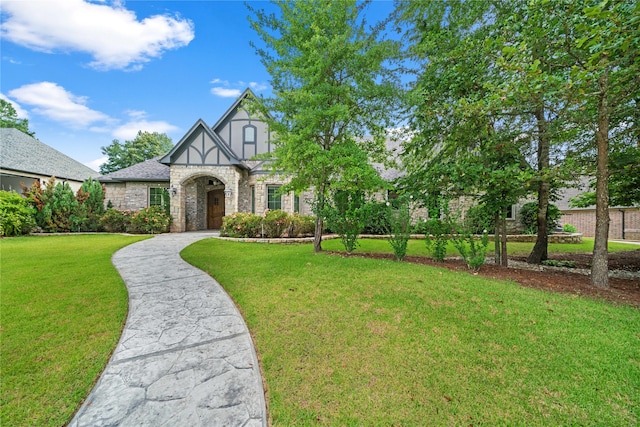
69;232;267;426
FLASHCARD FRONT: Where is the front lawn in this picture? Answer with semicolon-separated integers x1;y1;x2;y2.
0;234;149;427
183;239;640;426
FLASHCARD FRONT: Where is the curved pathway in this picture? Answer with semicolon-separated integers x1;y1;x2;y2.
69;232;267;427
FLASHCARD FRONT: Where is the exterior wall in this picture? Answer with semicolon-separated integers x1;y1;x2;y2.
103;181;168;211
561;208;640;240
244;173;313;215
1;171;86;193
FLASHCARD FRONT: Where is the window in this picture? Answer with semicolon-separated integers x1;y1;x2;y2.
251;186;255;214
149;187;170;213
294;194;300;213
267;185;281;210
506;205;514;219
243;125;256;143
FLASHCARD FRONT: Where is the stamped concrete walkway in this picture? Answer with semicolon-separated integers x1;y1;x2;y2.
69;232;267;427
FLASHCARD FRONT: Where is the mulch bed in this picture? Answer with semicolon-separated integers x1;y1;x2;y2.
330;249;640;308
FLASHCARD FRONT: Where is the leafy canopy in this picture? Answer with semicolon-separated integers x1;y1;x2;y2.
99;131;173;174
0;99;34;137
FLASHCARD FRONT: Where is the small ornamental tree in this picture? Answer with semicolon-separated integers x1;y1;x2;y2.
76;178;106;231
0;190;36;236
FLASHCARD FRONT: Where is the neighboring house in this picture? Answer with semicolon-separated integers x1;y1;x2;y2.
556;181;640;241
0;127;99;193
99;89;313;232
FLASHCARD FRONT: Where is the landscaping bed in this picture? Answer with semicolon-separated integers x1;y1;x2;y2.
337;249;640;308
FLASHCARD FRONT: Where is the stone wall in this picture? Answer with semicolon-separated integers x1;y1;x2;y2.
103;182;168;211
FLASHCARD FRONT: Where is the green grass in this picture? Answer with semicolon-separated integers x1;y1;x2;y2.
183;239;640;426
321;236;639;258
0;234;149;427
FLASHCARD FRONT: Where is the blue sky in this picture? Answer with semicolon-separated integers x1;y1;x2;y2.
1;0;395;171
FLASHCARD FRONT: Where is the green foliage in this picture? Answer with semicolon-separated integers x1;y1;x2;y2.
129;206;171;234
451;227;490;272
542;259;577;268
386;198;412;261
221;212;263;238
323;191;368;253
263;210;290;238
100;208;134;233
520;202;561;235
424;219;452;262
464;204;495;234
75;178;106;231
247;0;398;250
100;131;173;174
47;182;80;232
362;202;391;235
0;99;34;136
563;223;577;233
0;191;36;236
288;213;315;237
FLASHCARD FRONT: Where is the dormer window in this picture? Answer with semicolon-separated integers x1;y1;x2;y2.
243;125;256;143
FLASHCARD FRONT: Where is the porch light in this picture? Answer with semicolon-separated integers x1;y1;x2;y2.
170;186;177;197
224;188;232;197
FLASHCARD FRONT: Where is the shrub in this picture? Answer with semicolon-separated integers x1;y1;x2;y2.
452;228;490;271
288;213;315;237
100;208;134;233
519;202;561;235
263;210;290;238
221;212;263;238
130;206;172;234
424;218;451;262
386;200;412;261
76;178;106;231
362;202;391;235
323;199;367;254
563;223;577;233
0;191;37;236
464;204;495;234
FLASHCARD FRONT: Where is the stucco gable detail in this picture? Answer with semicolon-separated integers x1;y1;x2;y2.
160;120;246;169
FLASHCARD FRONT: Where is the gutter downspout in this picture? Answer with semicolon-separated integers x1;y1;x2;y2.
619;209;626;240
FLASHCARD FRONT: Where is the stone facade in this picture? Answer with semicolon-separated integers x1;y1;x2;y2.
104;181;168;211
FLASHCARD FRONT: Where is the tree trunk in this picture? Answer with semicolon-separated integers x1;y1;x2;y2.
591;71;610;288
500;209;508;267
494;212;501;265
313;186;326;253
528;104;550;264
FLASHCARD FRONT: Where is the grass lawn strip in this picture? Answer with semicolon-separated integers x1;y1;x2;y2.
183;239;640;426
1;234;150;427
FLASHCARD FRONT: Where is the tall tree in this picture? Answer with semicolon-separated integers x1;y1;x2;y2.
554;0;639;288
0;99;34;136
248;0;399;252
396;0;533;265
100;131;173;174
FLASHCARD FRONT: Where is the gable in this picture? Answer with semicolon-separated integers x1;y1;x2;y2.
211;88;272;160
160;120;245;168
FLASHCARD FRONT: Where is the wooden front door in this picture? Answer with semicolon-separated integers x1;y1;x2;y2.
207;189;225;229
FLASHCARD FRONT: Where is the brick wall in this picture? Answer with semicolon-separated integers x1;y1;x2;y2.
560;208;640;240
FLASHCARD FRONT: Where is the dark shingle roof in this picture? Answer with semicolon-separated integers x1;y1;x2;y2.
97;157;169;182
0;128;99;181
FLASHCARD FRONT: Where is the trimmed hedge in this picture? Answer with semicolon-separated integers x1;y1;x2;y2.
220;211;315;238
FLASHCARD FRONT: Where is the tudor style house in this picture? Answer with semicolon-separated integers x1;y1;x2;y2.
99;89;312;232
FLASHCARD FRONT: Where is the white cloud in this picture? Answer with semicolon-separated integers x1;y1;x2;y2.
0;0;194;71
0;93;29;119
210;78;269;98
112;113;178;140
249;81;268;91
8;82;112;128
86;156;108;171
211;87;242;98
